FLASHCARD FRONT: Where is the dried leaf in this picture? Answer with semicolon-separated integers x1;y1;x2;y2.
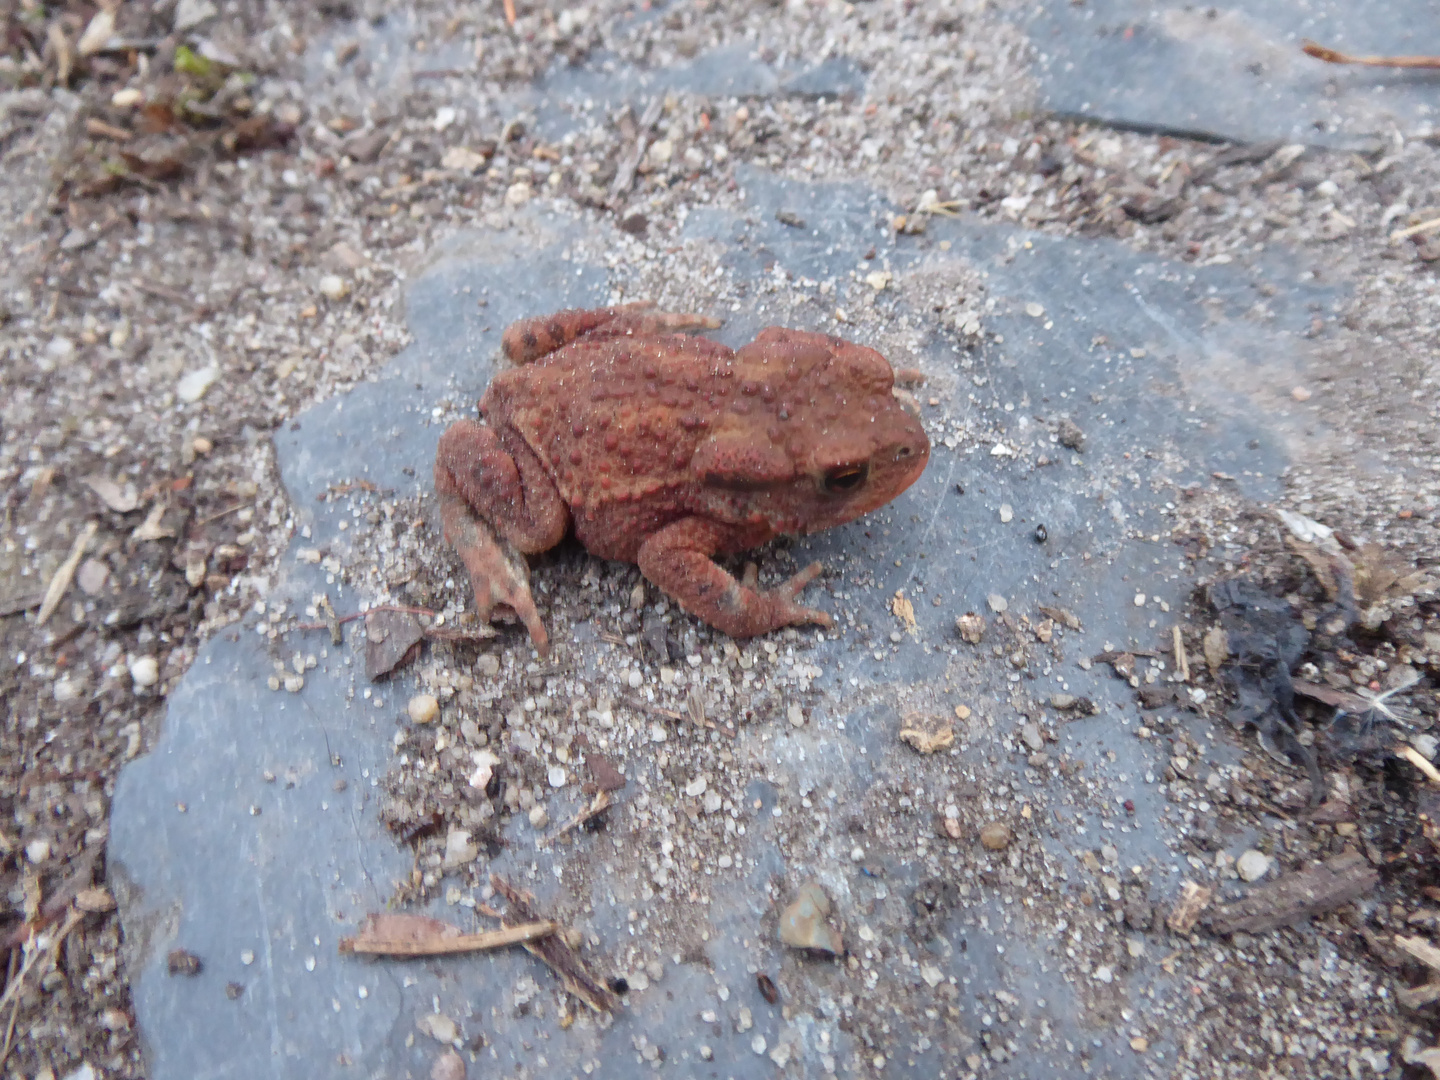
131;503;176;541
76;9;116;57
82;474;139;513
365;608;426;680
585;753;627;793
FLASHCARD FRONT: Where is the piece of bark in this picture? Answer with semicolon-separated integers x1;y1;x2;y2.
364;608;426;680
1167;880;1213;934
338;913;557;956
1396;934;1440;974
1208;852;1378;935
1398;981;1440;1010
491;875;616;1012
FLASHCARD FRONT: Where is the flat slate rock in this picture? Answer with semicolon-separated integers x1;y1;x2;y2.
1030;0;1440;146
111;164;1333;1079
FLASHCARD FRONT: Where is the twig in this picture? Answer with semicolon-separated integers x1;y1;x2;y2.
1398;745;1440;785
196;503;246;526
0;907;85;1019
1302;40;1440;69
1391;216;1440;243
490;875;616;1012
540;790;613;847
36;521;97;626
340;919;557;956
502;0;516;26
1173;625;1190;683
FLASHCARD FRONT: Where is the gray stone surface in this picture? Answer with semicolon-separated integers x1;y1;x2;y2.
1030;0;1440;146
111;160;1334;1077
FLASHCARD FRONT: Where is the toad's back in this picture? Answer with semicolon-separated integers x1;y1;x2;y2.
480;333;739;509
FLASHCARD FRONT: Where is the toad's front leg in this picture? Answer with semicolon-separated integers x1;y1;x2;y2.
636;518;833;639
434;419;570;653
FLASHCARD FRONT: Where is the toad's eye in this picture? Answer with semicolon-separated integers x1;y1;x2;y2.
823;463;868;493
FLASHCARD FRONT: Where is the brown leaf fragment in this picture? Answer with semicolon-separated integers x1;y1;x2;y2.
119;150;186;182
339;912;557;956
365;608;426;680
490;875;616;1013
584;753;627;793
1207;852;1378;935
1166;880;1212;934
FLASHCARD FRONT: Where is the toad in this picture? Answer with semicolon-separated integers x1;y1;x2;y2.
434;303;930;653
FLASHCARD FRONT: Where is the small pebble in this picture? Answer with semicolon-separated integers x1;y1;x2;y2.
627;669;644;689
1025;301;1045;318
283;674;304;693
547;765;568;788
431;1049;466;1080
786;703;805;727
1291;386;1312;402
505;182;534;206
319;275;351;301
192;436;214;455
986;593;1007;613
1133;593;1146;607
528;805;548;829
240;950;255;966
979;822;1012;851
25;838;51;864
175;365;220;404
476;654;500;677
417;1012;460;1044
1236;849;1271;882
129;656;160;688
999;503;1013;523
408;694;440;723
111;87;143;107
778;882;843;955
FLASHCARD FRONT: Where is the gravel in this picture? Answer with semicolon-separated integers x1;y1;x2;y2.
3;0;1439;1075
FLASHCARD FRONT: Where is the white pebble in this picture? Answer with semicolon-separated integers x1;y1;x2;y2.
176;365;220;404
999;503;1013;523
319;275;351;301
548;765;568;789
408;694;440;724
1236;849;1272;882
240;950;255;966
528;805;549;829
1133;593;1146;607
627;669;644;689
685;777;707;797
649;723;668;743
25;838;51;864
786;703;805;727
129;656;160;688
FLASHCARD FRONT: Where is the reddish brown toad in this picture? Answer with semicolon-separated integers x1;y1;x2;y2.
434;304;930;653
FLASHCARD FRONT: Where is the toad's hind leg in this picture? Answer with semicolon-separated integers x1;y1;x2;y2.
434;419;571;652
502;303;722;364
